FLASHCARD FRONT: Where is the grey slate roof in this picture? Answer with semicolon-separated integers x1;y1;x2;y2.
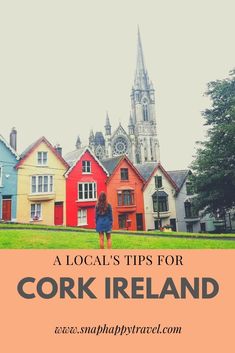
167;170;189;190
134;162;158;181
101;156;123;175
64;147;87;166
94;132;105;146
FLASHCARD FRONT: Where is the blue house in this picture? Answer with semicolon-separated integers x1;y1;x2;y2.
0;130;19;221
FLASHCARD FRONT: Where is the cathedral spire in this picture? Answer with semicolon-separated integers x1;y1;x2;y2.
136;26;146;74
134;27;150;90
105;112;111;127
75;135;81;149
105;112;111;136
89;129;95;143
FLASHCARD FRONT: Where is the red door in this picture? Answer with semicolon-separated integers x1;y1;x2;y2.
2;199;12;221
54;202;63;225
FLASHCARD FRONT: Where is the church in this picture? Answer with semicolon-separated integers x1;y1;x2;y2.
76;28;160;164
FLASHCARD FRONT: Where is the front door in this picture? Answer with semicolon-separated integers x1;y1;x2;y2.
170;218;177;231
2;198;12;221
54;202;63;225
136;213;143;231
154;219;162;230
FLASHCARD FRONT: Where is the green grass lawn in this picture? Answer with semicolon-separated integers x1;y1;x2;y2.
0;229;235;249
1;222;235;237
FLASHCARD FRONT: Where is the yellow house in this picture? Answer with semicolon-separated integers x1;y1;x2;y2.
16;137;68;225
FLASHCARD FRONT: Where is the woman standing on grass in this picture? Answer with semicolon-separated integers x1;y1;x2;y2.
95;191;113;249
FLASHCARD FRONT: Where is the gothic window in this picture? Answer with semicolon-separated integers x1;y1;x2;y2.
142;98;149;121
113;137;128;155
95;145;104;160
143;105;149;121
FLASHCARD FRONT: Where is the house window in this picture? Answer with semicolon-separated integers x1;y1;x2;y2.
117;190;134;206
118;214;127;229
31;175;53;193
186;181;194;195
152;195;169;212
120;168;129;180
154;176;162;189
30;203;42;220
0;166;3;186
78;209;87;226
37;152;48;165
184;201;198;218
78;182;97;201
82;161;91;173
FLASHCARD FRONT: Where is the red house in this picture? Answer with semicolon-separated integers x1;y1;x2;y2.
64;147;109;228
102;155;145;231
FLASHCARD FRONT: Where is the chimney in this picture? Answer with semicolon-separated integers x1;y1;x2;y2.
10;127;17;151
54;144;62;156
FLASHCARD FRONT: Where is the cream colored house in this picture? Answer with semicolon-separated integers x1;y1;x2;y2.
136;163;179;230
16;137;68;226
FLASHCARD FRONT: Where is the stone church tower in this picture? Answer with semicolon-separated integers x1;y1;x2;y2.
131;27;160;163
84;28;160;164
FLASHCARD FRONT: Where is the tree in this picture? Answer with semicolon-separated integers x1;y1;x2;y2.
191;69;235;217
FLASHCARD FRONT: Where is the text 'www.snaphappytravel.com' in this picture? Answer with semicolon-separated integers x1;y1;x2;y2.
54;324;182;336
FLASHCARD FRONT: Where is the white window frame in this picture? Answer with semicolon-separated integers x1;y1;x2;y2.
30;203;42;221
78;182;97;201
37;151;48;166
82;160;91;174
31;175;54;194
0;166;3;187
77;209;87;226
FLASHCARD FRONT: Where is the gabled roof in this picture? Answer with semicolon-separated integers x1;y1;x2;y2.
64;146;109;177
167;170;190;191
135;162;158;181
101;156;123;175
111;123;129;140
15;136;69;169
137;162;179;191
0;134;20;160
101;155;145;184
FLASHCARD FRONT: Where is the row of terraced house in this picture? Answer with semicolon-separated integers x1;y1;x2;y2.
1;129;234;232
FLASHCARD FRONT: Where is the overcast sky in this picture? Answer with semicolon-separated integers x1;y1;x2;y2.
0;0;235;170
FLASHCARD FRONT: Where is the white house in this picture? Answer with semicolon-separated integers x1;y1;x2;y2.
136;163;178;230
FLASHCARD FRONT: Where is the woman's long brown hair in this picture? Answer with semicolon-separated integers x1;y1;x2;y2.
97;191;108;214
